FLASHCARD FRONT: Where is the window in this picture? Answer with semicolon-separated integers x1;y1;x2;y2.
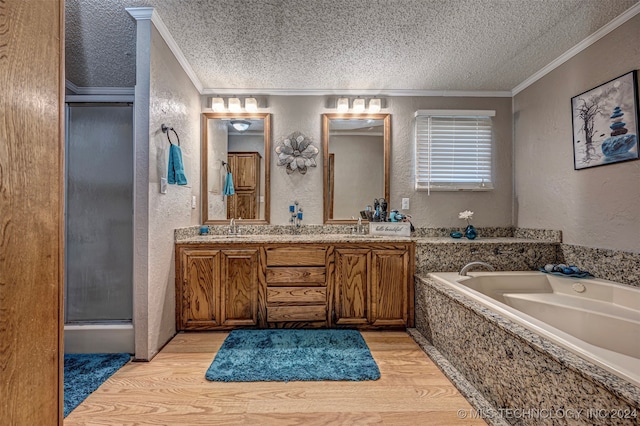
415;110;495;192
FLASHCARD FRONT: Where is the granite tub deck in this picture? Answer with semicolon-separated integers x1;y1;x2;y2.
415;275;640;426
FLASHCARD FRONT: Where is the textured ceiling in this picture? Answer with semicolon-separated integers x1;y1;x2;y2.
65;0;639;93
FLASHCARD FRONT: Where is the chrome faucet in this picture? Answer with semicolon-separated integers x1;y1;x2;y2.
357;217;366;234
459;261;495;276
228;218;240;235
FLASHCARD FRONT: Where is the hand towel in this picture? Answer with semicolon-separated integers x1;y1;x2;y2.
223;171;235;196
168;144;187;185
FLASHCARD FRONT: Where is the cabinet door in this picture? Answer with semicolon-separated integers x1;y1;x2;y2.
233;153;259;190
334;248;370;325
370;249;408;327
220;249;259;326
234;190;256;219
180;249;220;329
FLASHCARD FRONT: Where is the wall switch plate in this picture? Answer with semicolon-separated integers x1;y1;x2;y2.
160;178;167;194
191;195;197;209
402;198;410;210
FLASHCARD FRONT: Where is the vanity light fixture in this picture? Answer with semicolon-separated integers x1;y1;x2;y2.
337;97;349;113
228;97;242;113
368;98;381;113
244;97;258;112
230;119;251;132
352;98;365;113
211;97;225;112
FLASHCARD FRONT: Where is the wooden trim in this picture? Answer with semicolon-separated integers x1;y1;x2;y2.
328;153;334;220
201;112;271;225
58;0;65;422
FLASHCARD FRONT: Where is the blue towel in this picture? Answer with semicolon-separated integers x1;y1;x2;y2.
223;172;235;195
168;144;187;185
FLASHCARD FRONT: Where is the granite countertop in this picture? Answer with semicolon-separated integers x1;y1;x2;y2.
176;234;557;245
175;234;415;244
412;237;558;244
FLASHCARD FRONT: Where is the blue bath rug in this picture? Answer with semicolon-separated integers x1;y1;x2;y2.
64;353;130;417
205;329;380;382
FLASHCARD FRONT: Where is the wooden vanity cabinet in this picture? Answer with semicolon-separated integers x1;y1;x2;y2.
265;246;329;327
332;244;414;328
176;246;259;330
176;241;414;331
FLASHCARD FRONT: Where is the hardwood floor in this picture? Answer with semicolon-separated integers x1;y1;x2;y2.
65;331;486;425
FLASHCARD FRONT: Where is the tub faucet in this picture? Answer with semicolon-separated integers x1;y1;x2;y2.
459;261;495;276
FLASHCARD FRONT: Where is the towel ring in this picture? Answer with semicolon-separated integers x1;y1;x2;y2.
161;124;180;146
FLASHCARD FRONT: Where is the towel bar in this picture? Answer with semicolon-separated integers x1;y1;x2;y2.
161;124;180;146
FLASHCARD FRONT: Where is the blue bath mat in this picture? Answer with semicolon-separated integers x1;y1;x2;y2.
64;353;130;417
205;329;380;382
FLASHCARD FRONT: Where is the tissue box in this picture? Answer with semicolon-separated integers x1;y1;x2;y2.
369;222;411;237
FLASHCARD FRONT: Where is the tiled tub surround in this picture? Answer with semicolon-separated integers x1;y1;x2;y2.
415;276;640;426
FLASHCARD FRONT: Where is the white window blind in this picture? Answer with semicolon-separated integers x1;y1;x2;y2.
415;110;495;192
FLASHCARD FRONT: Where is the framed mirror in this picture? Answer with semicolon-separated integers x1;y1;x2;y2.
201;112;271;224
322;113;390;223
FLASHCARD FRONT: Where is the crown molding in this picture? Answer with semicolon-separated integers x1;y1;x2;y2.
149;10;203;93
201;88;513;97
512;2;640;95
125;7;154;21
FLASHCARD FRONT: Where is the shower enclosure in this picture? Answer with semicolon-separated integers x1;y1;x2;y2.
64;102;134;353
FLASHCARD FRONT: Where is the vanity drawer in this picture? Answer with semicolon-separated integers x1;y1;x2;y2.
266;248;326;266
267;305;327;322
267;287;327;304
266;267;326;286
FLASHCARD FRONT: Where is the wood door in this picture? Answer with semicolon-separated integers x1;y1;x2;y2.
370;249;408;327
333;248;370;325
180;249;221;329
1;0;64;423
220;249;259;326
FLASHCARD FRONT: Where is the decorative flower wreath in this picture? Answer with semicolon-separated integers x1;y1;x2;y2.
275;131;319;174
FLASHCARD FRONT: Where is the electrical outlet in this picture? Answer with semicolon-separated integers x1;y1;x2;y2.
401;198;410;210
191;196;197;209
160;178;167;194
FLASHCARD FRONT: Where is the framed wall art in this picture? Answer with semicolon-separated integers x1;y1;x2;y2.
571;70;639;170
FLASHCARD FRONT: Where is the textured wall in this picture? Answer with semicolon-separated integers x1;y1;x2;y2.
202;95;513;227
146;25;201;359
513;14;640;253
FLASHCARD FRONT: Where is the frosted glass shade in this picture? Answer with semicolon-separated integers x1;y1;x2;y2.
245;97;258;112
228;97;242;112
368;98;381;113
337;97;349;112
353;98;365;113
211;97;225;112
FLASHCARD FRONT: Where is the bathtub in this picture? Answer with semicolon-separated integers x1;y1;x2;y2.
427;271;640;388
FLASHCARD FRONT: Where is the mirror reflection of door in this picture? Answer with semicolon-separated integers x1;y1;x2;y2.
205;116;266;221
226;151;261;219
328;118;385;219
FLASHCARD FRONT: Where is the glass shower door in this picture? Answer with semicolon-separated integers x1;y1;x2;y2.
65;103;133;323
